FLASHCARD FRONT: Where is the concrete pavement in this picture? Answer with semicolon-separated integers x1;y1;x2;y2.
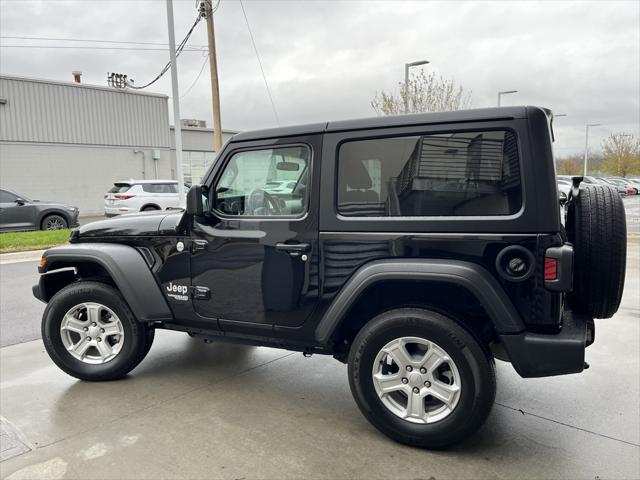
0;247;638;479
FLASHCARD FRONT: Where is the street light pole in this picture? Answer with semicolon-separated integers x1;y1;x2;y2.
497;90;518;107
166;0;185;205
404;59;429;113
583;123;601;176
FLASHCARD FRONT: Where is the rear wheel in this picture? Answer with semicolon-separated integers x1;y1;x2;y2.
348;308;495;448
141;205;160;212
567;185;626;318
41;214;68;230
42;281;150;381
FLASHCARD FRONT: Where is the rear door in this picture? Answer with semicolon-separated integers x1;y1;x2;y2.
190;135;321;332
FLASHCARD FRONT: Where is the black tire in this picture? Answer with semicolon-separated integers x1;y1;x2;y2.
41;281;148;381
41;214;68;230
141;205;160;212
348;308;496;448
567;185;626;318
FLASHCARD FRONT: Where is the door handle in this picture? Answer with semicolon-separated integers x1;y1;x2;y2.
275;243;311;257
192;239;208;252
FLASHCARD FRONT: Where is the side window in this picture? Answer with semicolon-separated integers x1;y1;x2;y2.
0;190;18;203
142;183;177;193
337;130;521;217
214;145;310;217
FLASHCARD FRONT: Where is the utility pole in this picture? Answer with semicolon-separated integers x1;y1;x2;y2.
583;123;601;176
166;0;185;204
204;0;223;152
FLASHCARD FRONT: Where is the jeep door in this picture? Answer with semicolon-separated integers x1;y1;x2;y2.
190;135;321;333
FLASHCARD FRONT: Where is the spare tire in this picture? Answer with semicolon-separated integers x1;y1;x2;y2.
566;185;626;318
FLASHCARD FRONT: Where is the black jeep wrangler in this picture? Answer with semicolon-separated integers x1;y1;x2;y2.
33;107;627;448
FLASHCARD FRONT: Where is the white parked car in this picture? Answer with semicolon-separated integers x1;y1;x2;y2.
104;180;183;216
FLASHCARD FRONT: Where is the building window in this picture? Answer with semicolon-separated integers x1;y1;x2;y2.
337;130;521;217
183;151;216;186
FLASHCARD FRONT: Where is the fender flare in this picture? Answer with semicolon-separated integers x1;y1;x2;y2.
314;258;526;343
37;243;173;323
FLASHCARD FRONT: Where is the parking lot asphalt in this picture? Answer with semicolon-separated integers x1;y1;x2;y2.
0;247;638;479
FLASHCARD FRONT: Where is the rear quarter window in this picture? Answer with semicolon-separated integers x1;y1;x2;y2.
337;130;522;217
142;183;178;193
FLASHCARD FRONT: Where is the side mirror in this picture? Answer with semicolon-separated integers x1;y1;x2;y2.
15;198;25;206
186;184;204;216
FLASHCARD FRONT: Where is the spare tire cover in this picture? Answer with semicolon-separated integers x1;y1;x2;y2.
567;185;626;318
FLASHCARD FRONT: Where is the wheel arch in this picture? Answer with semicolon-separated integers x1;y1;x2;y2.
140;203;161;211
35;243;173;323
315;259;526;347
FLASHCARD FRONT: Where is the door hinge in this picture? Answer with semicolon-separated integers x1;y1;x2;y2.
191;286;211;300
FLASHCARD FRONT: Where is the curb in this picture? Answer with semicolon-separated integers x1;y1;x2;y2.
0;250;45;265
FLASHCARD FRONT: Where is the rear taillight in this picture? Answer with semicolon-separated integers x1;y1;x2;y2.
544;245;573;292
544;257;558;281
115;194;135;200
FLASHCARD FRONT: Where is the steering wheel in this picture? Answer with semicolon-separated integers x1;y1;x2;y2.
247;188;282;215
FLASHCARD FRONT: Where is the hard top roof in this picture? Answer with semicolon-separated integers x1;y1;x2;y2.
231;106;540;143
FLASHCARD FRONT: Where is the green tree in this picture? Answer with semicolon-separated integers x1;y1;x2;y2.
601;133;640;176
372;70;472;115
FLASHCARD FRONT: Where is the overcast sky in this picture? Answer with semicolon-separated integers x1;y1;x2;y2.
1;0;638;156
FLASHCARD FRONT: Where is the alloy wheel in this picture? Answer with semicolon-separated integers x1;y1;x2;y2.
371;336;461;424
59;302;125;364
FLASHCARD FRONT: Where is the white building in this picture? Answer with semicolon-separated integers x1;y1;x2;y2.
0;74;236;214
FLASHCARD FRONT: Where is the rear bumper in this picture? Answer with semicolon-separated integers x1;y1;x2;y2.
104;206;134;216
498;310;594;378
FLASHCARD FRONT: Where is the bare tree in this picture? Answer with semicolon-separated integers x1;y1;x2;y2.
556;154;583;175
372;70;472;115
601;133;640;176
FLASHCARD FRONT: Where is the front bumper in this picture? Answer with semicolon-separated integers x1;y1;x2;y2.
498;309;593;378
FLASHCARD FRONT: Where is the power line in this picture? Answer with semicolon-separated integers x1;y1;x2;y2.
1;45;206;52
180;53;209;99
127;12;203;90
0;35;207;49
238;0;280;125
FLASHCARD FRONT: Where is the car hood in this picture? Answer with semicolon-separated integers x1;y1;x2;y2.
29;200;78;209
76;211;184;238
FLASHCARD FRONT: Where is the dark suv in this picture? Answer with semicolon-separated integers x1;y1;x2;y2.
33;107;627;448
0;188;79;231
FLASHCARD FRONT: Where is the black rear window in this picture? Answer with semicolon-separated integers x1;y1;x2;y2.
141;183;178;193
109;184;131;193
337;130;522;217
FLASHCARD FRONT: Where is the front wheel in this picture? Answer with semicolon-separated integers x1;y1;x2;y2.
41;281;150;381
348;308;496;448
41;214;68;230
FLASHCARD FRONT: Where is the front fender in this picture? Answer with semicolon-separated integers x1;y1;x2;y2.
36;243;173;323
314;258;526;343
